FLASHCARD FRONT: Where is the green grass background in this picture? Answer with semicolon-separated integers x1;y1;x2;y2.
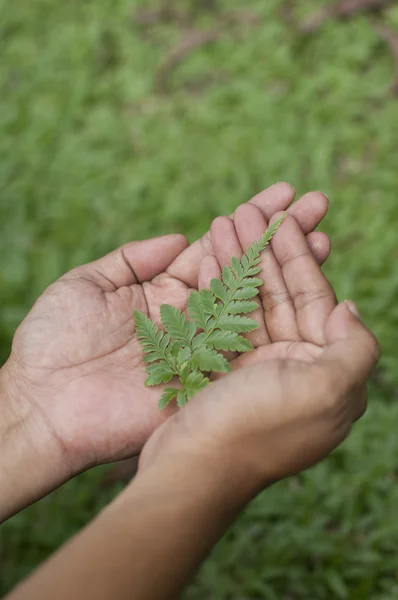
1;0;398;597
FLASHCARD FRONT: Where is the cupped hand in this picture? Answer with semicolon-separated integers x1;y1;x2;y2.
2;184;329;478
139;211;380;498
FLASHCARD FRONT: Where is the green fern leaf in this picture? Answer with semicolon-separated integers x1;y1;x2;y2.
233;287;259;300
217;315;258;333
134;310;174;365
188;291;211;331
185;371;209;389
199;289;217;315
262;213;285;243
231;256;244;278
160;334;171;352
145;362;175;386
180;363;190;383
225;300;259;314
241;254;249;271
143;351;165;364
190;346;231;373
222;266;237;290
169;341;182;361
206;330;253;352
186;372;209;400
134;310;163;347
178;346;191;365
177;389;188;408
158;388;179;409
246;266;262;276
241;277;263;288
160;304;196;345
214;304;223;317
210;279;229;303
192;332;207;349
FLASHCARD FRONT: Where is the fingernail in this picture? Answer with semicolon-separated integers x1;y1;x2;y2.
345;300;361;320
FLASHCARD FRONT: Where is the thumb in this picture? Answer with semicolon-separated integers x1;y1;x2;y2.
318;301;380;390
71;235;189;290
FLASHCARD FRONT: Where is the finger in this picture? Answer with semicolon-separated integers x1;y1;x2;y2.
167;184;329;288
321;301;380;383
316;302;380;419
287;191;329;236
209;216;243;268
213;341;323;380
166;183;295;287
198;256;221;291
210;215;271;346
234;203;299;343
271;213;337;346
307;231;331;266
72;235;189;290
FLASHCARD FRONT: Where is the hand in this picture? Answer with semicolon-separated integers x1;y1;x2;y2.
3;195;377;598
0;184;329;513
139;211;380;502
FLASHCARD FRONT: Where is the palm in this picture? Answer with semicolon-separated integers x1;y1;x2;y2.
10;184;330;470
13;264;195;465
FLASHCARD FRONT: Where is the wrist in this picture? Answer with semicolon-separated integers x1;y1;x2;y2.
0;360;73;522
136;434;257;519
137;392;273;509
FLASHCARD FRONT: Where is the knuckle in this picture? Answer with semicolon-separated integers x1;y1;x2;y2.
261;289;292;313
279;249;310;268
293;287;334;312
199;231;213;255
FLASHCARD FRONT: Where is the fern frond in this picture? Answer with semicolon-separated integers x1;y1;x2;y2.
135;212;286;408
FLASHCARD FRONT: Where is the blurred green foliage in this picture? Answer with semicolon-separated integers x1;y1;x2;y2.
1;0;398;597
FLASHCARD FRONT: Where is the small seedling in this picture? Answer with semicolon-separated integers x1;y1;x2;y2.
134;214;285;409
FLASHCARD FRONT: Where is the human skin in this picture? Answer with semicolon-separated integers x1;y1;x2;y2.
5;206;379;600
0;183;331;522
